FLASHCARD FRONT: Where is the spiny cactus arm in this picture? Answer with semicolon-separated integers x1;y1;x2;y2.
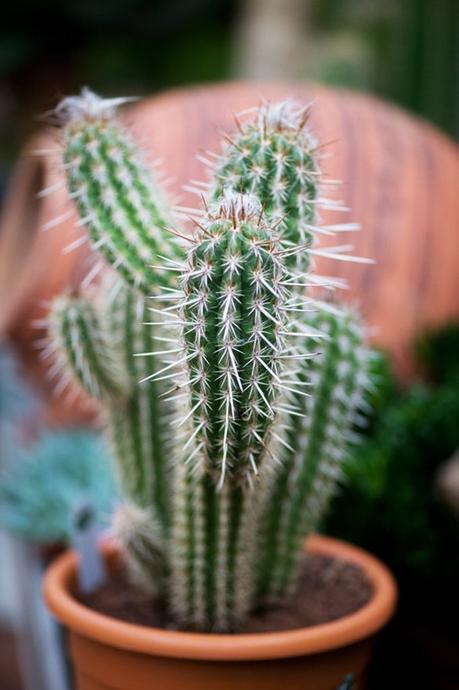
160;193;303;630
100;276;173;532
47;293;127;401
257;307;373;598
112;502;167;597
176;194;292;486
55;88;182;293
168;460;206;626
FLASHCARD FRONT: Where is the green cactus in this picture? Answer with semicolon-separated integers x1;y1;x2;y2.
56;88;183;294
164;193;302;630
257;307;372;599
48;291;126;402
207;100;359;273
46;89;183;583
48;275;172;558
45;90;373;633
177;193;292;485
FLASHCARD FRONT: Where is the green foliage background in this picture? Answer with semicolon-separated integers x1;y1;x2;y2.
327;323;459;605
325;323;459;689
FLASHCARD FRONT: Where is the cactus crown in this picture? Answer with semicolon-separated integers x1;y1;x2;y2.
45;90;373;632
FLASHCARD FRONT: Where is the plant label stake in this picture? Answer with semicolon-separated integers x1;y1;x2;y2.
71;501;106;594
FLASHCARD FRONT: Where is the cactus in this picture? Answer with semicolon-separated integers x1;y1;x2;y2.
45;89;185;586
45;90;373;633
55;88;183;294
164;192;303;630
48;275;172;536
257;307;373;599
207;100;359;274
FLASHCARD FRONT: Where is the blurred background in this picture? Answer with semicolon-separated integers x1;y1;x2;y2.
0;2;458;689
0;0;457;181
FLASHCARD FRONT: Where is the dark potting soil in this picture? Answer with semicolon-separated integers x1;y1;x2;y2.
79;554;372;633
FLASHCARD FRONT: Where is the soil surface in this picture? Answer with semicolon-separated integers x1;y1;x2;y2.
79;554;372;633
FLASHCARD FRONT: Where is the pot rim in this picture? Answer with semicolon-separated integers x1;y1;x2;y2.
43;534;397;661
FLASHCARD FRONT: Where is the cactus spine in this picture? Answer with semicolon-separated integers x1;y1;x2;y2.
45;90;373;633
257;307;372;598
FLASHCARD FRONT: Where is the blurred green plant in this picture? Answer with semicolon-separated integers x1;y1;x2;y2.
310;0;459;137
0;429;117;544
324;323;459;689
414;322;459;385
325;321;459;609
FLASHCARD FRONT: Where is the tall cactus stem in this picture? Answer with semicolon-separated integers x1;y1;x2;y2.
257;309;372;598
160;192;304;630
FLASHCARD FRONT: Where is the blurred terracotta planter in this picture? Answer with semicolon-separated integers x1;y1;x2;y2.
43;535;397;690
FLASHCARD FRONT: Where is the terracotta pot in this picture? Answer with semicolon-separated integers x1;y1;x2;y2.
43;535;397;690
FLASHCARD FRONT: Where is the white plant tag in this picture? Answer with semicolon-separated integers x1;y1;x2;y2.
71;501;106;594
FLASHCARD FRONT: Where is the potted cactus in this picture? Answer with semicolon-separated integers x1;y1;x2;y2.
42;90;396;690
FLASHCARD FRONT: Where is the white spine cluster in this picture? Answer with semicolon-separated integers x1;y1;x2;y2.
52;87;137;124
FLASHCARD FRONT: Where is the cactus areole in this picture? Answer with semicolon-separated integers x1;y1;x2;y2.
43;89;393;649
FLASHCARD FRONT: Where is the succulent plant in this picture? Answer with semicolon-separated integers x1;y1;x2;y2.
166;192;305;630
0;429;116;544
45;90;372;632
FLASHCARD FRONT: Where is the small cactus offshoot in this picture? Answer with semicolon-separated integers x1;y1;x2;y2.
45;90;373;632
